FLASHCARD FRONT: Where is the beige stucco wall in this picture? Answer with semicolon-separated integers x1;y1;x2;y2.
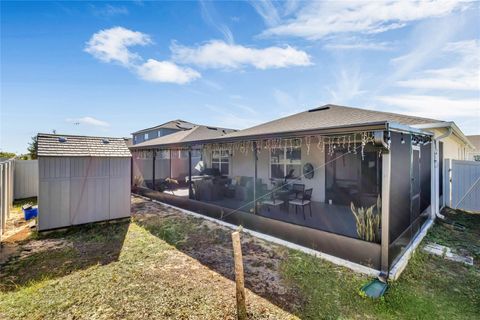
204;141;326;202
430;128;469;160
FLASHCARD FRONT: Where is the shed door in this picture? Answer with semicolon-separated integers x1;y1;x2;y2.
411;147;421;222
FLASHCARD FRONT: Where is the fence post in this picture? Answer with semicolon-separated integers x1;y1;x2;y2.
3;163;8;220
0;165;4;237
231;230;247;320
447;159;453;208
6;162;10;218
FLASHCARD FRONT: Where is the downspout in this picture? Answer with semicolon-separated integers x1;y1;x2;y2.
434;127;452;219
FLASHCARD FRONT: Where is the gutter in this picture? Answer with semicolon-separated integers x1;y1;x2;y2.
434;127;453;219
413;122;474;149
130;121;391;150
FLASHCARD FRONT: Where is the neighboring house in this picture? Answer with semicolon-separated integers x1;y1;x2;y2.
130;124;236;187
130;104;474;278
466;135;480;161
124;137;133;148
131;119;196;145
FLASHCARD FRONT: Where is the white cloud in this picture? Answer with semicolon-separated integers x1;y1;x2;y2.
85;27;201;85
171;40;312;70
91;4;129;17
84;26;151;66
327;67;367;104
136;59;201;84
323;40;393;51
396;40;480;91
66;117;110;127
200;0;234;44
376;94;480;119
248;0;281;27
260;1;469;40
379;12;467;93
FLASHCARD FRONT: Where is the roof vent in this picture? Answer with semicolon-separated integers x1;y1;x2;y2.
58;137;67;143
102;138;110;144
308;106;330;112
206;127;218;130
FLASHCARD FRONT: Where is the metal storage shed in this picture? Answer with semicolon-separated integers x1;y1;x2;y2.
37;134;132;231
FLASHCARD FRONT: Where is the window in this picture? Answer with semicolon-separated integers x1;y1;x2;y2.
212;150;229;175
270;146;301;179
158;130;161;137
157;150;169;159
144;133;148;140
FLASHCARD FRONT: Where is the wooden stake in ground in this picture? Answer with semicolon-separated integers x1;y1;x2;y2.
231;230;247;320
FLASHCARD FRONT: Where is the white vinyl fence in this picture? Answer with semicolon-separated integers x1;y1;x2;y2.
14;160;38;199
0;158;15;237
444;159;480;212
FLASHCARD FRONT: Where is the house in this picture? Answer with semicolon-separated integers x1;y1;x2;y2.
131;119;196;145
37;133;131;231
466;135;480;161
130;124;236;191
130;104;474;278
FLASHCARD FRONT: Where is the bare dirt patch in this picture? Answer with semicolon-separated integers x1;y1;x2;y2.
131;196;302;312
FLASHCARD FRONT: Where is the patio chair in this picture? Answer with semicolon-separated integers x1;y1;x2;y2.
259;190;284;212
289;183;305;200
289;188;313;219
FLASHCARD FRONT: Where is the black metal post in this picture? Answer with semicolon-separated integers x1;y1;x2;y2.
170;149;172;179
188;148;193;199
253;142;258;215
152;149;156;190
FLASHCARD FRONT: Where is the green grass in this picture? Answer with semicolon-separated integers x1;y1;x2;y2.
1;199;479;319
0;205;293;319
281;209;480;319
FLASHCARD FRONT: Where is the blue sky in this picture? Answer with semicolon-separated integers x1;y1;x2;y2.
1;0;479;153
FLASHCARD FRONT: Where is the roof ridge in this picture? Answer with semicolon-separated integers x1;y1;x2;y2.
326;104;442;122
131;119;197;134
37;133;125;140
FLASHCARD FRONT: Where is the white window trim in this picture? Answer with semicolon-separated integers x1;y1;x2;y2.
269;146;302;179
212;150;230;175
144;133;149;140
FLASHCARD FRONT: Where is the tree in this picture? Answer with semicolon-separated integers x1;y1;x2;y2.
0;151;16;159
27;135;38;160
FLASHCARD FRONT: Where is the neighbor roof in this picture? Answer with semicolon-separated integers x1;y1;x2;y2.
217;104;441;140
466;135;480;150
131;119;196;135
130;125;236;149
37;134;132;157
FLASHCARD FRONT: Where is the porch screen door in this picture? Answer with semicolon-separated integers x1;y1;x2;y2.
411;147;421;222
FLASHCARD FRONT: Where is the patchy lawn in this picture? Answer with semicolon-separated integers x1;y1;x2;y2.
0;196;479;319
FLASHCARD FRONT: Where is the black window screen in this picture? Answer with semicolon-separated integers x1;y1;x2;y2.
420;142;431;213
389;132;412;242
325;144;381;207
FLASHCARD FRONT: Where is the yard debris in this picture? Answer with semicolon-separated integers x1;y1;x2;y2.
423;242;474;266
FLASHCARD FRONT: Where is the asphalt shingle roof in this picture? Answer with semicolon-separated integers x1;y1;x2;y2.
131;119;196;134
37;134;132;157
220;104;441;139
130;125;236;149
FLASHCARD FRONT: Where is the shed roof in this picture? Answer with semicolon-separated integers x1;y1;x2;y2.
131;119;196;134
219;104;441;140
37;134;132;157
130;125;236;149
